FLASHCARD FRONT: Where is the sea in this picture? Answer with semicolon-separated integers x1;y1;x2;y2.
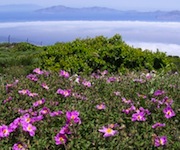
0;21;180;56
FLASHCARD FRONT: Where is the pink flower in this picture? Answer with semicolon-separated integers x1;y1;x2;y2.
72;92;87;100
20;113;32;124
59;70;70;78
154;90;165;96
133;78;145;83
33;98;45;107
9;117;21;132
54;133;67;145
12;142;27;150
114;91;121;96
107;77;117;83
18;89;30;95
122;97;132;104
33;68;44;75
50;110;63;117
0;125;10;138
122;105;136;114
26;74;38;82
82;80;91;87
145;73;153;80
99;126;117;137
3;96;13;103
132;112;146;122
101;70;108;76
66;111;81;124
59;124;71;134
154;136;167;147
39;107;50;115
41;83;49;90
152;123;165;129
137;93;147;99
22;123;36;137
163;106;176;119
57;89;71;97
162;96;173;106
28;92;38;97
31;115;44;123
96;103;106;110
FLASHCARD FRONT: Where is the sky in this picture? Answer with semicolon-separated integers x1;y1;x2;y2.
0;0;180;11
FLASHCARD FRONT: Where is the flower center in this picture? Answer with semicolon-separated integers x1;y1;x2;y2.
106;128;112;134
167;110;171;115
18;144;23;148
159;139;164;145
59;137;65;142
3;129;8;134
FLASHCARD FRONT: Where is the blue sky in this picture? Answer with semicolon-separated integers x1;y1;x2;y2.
0;0;180;11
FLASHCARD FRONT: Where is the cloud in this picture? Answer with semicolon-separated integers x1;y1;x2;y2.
127;41;180;56
1;21;180;54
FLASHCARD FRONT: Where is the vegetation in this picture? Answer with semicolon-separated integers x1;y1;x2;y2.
0;68;179;149
0;34;180;149
0;34;180;77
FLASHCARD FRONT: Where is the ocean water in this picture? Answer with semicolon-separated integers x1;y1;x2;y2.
0;21;180;56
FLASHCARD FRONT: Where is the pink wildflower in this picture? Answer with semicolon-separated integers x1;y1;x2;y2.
82;80;91;87
41;83;49;90
163;106;176;119
152;123;165;129
9;117;21;132
28;92;38;97
59;70;70;78
114;91;121;96
0;125;10;137
132;112;146;121
59;124;71;134
12;142;27;150
122;105;136;114
3;96;13;103
96;103;106;110
54;133;67;145
33;68;44;74
122;97;132;104
33;98;45;107
154;136;167;147
99;126;117;137
107;77;117;83
22;123;36;137
66;110;81;124
57;89;71;97
39;107;50;115
31;115;44;123
20;113;32;124
162;96;173;106
26;74;38;82
18;89;30;95
154;90;165;96
50;110;63;117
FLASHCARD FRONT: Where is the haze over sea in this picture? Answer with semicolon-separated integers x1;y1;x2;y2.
1;20;180;56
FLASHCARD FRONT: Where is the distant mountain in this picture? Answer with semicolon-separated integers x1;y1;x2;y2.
156;10;180;21
35;5;180;21
36;5;121;13
0;5;180;22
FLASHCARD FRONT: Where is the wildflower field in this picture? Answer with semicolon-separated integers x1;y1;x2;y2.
0;68;179;149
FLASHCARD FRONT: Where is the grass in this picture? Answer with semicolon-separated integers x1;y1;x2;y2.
0;68;179;149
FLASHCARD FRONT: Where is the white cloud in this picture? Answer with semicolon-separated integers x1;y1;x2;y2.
127;41;180;56
1;21;180;54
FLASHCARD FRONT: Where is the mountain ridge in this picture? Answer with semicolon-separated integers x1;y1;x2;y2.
0;5;180;22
